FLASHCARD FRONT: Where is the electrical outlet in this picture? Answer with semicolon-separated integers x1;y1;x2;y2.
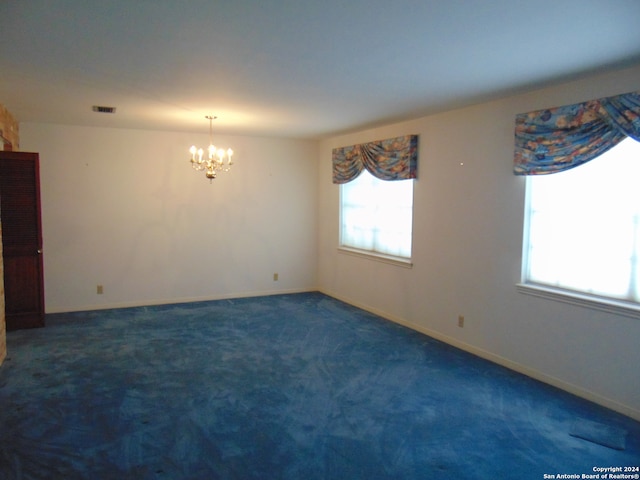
97;285;104;295
273;273;279;281
458;315;464;328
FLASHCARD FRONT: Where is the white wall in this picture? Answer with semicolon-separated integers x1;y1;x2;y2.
317;64;640;420
20;124;318;312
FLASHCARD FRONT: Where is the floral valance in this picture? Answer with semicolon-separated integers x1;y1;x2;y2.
513;91;640;175
332;135;418;184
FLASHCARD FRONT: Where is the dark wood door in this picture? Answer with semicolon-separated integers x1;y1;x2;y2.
0;151;45;330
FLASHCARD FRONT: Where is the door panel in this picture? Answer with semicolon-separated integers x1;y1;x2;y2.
0;152;45;330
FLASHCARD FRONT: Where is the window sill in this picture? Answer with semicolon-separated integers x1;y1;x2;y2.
338;247;413;268
516;283;640;319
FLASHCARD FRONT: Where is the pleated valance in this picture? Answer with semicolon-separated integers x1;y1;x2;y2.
332;135;418;184
513;91;640;175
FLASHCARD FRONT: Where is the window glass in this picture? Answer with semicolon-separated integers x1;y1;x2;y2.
340;170;413;260
523;137;640;303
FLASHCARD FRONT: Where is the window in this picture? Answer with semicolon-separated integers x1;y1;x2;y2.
340;169;414;262
522;137;640;306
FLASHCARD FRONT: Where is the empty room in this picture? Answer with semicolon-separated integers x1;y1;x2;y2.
1;1;639;478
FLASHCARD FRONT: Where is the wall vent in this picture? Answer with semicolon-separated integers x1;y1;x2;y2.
92;105;116;114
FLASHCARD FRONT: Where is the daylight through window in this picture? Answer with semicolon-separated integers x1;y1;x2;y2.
523;137;640;304
340;169;413;261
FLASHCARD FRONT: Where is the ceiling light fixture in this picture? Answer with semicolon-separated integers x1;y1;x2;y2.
189;115;234;183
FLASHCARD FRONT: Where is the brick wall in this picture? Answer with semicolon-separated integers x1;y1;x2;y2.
0;103;19;151
0;103;17;365
0;218;4;366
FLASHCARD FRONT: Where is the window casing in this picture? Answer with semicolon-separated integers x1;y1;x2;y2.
339;170;413;264
521;137;640;310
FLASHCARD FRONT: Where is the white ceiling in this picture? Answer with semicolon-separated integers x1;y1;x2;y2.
2;0;640;139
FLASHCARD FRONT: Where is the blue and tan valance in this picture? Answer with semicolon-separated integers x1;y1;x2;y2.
513;91;640;175
332;135;418;184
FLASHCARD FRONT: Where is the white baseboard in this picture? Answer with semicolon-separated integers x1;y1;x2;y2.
319;288;640;422
45;287;317;314
46;287;639;420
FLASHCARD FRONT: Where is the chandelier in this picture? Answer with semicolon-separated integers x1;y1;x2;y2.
189;115;234;182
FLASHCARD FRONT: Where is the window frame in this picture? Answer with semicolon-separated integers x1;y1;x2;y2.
518;138;640;319
338;170;414;268
516;282;640;319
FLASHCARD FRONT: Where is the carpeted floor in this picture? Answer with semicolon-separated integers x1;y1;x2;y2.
0;292;638;479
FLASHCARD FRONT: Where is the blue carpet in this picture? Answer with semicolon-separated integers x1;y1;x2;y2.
569;418;627;450
0;292;638;479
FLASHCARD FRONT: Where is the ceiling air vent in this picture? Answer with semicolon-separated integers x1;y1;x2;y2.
92;105;116;114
